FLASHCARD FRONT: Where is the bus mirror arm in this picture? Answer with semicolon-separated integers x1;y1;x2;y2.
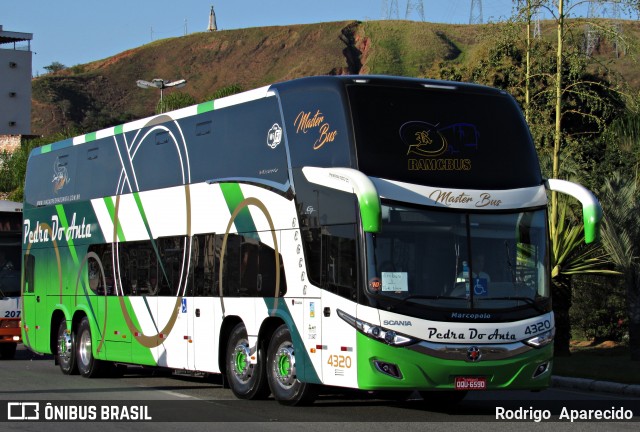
301;167;382;233
544;179;603;244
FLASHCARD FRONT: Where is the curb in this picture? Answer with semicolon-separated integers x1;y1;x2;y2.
552;375;640;397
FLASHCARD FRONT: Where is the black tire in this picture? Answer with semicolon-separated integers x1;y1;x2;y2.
76;316;105;378
420;390;468;407
0;343;17;360
225;322;270;400
266;324;316;406
56;319;77;374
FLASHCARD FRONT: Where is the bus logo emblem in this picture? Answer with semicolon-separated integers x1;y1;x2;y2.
467;346;482;362
267;123;283;149
400;121;448;157
52;156;71;194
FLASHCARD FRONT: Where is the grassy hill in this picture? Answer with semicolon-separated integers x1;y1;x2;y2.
30;19;640;137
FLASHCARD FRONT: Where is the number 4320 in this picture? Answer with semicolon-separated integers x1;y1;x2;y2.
327;354;352;368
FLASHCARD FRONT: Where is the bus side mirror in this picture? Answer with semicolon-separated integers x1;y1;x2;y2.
545;179;603;244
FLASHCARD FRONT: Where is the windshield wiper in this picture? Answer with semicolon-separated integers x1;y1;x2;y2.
387;294;464;310
482;296;546;313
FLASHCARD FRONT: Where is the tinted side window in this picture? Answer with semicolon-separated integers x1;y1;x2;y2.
157;236;188;296
301;224;357;301
24;150;78;207
117;240;159;296
23;254;35;294
75;142;122;199
190;234;218;297
218;234;287;298
87;244;115;296
279;86;353;169
189;97;289;188
129;125;188;191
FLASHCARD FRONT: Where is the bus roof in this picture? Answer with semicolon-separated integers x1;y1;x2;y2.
0;200;22;213
28;75;505;159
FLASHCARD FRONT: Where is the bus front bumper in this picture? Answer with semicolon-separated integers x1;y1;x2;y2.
356;332;553;391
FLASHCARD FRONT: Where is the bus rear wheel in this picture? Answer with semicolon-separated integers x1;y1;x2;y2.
266;324;316;406
76;316;105;378
226;322;270;400
56;319;77;374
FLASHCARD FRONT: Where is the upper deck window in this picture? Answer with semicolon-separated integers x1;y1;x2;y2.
348;84;542;190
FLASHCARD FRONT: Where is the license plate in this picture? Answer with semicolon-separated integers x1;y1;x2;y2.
454;376;487;390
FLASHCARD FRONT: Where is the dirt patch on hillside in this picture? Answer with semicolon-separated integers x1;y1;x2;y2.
570;340;620;349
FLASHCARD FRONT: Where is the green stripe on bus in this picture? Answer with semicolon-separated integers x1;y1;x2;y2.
220;183;258;235
103;196;126;242
197;100;215;114
114;124;124;135
85;132;98;143
263;298;321;385
133;192;153;240
40;144;52;154
55;204;79;265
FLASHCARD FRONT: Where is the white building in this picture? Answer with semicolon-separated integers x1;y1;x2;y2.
0;25;33;148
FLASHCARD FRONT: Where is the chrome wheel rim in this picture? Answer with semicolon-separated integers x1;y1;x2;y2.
78;329;92;367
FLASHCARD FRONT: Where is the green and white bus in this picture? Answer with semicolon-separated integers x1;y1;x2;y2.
22;76;601;405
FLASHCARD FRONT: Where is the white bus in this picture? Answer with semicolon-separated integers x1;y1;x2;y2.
22;76;601;405
0;200;23;359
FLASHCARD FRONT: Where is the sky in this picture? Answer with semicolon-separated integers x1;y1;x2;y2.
0;0;627;76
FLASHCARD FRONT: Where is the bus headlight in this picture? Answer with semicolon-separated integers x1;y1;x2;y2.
524;329;555;348
337;309;418;347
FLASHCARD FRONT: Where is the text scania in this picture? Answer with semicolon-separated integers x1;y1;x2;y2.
383;320;412;326
23;213;92;245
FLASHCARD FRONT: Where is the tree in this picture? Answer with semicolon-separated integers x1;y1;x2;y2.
541;0;640;356
43;61;66;74
549;194;618;354
156;92;196;115
208;84;243;101
435;1;632;354
601;172;640;360
0;130;79;201
600;110;640;360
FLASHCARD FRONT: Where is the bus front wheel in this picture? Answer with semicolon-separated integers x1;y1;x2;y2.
56;319;77;374
266;324;316;406
76;316;105;378
226;322;270;400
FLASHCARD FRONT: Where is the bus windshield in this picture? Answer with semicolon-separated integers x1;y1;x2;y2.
348;84;542;190
365;202;550;314
0;240;21;298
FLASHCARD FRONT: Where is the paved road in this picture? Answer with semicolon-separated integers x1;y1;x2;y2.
0;346;638;431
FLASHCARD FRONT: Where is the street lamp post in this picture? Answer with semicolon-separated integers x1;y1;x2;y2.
136;78;187;113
